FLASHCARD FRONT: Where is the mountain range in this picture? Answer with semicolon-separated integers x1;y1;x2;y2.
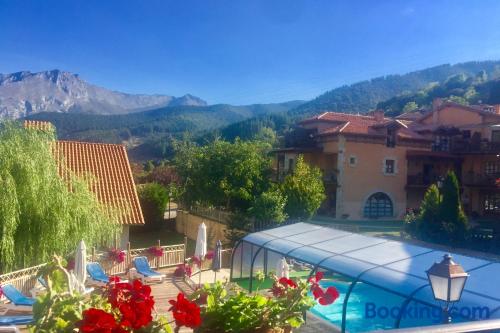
0;69;207;119
15;60;500;161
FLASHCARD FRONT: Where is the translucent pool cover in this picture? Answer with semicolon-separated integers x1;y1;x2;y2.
233;222;500;320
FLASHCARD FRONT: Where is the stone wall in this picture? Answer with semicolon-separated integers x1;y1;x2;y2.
176;210;230;247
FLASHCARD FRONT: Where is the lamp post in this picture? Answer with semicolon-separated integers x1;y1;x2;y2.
426;254;469;323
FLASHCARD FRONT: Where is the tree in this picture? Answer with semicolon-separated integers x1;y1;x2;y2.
414;172;468;245
249;186;287;224
174;138;272;212
447;95;469;105
416;185;443;242
402;101;418;113
137;183;169;229
440;171;468;244
0;122;118;272
281;155;325;219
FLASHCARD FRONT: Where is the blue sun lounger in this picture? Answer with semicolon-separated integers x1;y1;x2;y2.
0;315;33;325
132;257;164;284
0;285;35;313
86;262;111;286
86;262;126;287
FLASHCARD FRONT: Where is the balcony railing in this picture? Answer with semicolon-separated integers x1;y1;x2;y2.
407;174;443;187
463;172;500;187
451;139;500;154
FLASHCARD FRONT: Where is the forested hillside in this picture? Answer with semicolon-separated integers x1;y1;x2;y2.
212;61;500;143
25;61;500;161
377;74;500;116
291;61;500;116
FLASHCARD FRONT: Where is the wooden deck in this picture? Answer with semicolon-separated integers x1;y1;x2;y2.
152;267;195;333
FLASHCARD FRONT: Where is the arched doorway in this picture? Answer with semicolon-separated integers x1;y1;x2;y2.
363;192;393;218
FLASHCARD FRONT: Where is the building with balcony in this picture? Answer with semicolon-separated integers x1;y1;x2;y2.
275;99;500;221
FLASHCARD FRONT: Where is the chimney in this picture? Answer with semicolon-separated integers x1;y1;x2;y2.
373;109;384;122
432;98;443;111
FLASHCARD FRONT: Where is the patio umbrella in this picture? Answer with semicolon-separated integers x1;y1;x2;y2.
211;240;222;283
74;240;87;293
276;257;289;279
194;222;207;285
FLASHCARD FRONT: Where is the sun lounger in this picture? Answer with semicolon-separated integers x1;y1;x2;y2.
132;256;164;284
86;262;126;287
0;285;35;314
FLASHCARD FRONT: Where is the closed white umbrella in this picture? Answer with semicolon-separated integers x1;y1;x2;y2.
74;240;87;293
276;257;289;279
194;222;207;285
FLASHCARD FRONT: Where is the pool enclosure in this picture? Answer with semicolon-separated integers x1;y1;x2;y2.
230;223;500;332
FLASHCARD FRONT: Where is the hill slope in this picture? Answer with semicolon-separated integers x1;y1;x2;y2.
0;69;207;119
211;61;500;142
291;61;500;116
25;100;304;143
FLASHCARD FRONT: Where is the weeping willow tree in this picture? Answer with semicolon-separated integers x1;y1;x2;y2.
0;122;119;272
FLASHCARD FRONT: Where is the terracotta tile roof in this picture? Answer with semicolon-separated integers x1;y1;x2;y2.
302;112;426;140
23;120;144;225
24;120;54;131
418;101;500;122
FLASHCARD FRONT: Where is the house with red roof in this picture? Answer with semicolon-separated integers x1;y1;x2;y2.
24;120;144;246
275;99;500;221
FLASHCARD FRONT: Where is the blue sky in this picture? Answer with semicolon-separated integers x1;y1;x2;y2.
1;0;500;105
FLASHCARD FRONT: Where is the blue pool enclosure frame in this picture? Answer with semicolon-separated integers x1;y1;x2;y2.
230;223;500;332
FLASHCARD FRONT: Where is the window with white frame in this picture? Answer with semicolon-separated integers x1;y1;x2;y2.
383;158;397;175
349;155;357;166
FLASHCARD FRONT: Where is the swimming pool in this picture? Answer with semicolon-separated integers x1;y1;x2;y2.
310;280;452;332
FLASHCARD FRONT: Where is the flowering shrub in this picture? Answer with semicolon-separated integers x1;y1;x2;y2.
147;246;164;258
173;263;192;278
108;248;126;263
168;293;202;330
30;256;173;333
205;251;214;260
78;308;126;333
66;258;75;271
190;255;201;267
189;271;339;332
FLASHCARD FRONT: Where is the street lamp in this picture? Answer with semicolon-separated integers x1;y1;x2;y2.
427;254;469;323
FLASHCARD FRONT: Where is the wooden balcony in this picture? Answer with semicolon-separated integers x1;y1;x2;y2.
462;172;500;188
450;138;500;155
406;174;443;187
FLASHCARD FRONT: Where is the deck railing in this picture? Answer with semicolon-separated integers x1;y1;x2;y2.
0;243;186;295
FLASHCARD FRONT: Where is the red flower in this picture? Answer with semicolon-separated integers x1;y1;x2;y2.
174;264;192;277
106;279;155;330
191;256;201;267
77;308;126;333
148;246;164;258
66;258;75;271
279;277;297;288
308;271;323;284
109;276;121;284
315;286;339;306
169;293;202;329
271;277;297;297
108;248;126;263
205;251;214;260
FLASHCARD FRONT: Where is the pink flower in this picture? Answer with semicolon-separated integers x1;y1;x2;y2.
205;251;214;260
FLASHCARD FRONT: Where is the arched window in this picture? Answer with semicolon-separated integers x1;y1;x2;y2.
364;192;393;218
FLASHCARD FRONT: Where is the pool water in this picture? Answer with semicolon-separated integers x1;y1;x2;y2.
310;280;445;332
